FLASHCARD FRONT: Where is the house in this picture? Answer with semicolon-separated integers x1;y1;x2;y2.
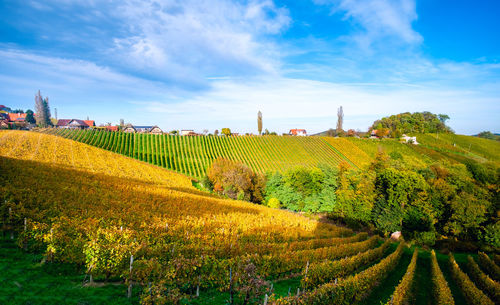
84;120;95;127
289;129;307;136
180;129;195;136
149;126;163;135
7;113;27;122
123;125;136;133
123;125;163;134
57;119;93;129
134;126;153;133
401;134;419;145
95;125;119;132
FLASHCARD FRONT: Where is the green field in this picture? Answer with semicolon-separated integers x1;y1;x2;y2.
41;129;499;179
42;129;358;177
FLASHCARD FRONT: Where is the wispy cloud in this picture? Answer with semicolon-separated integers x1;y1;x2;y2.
314;0;421;49
112;0;290;83
0;48;498;134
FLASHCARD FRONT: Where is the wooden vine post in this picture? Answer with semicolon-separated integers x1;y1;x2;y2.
128;254;134;298
229;266;233;305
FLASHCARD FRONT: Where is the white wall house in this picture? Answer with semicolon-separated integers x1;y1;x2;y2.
401;134;419;145
180;129;195;136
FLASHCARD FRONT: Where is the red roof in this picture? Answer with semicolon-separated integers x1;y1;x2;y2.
84;120;95;127
7;113;27;121
289;129;306;135
105;126;119;131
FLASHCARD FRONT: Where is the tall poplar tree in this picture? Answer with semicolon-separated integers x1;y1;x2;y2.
257;111;263;135
336;106;344;136
35;90;52;127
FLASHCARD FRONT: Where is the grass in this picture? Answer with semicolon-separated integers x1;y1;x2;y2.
435;251;468;305
412;249;432;305
0;237;140;305
2;235;490;305
0;236;303;305
359;244;412;305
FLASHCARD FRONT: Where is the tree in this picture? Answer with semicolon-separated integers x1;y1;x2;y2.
336;106;344;136
170;130;178;135
119;119;124;127
214;129;219;136
206;158;264;203
25;109;36;124
35;90;52;127
438;114;450;124
326;128;335;137
477;131;496;140
257;111;263;135
221;128;231;136
203;129;208;135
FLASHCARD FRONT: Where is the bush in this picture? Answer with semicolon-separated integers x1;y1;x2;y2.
206;158;265;203
265;166;338;213
412;231;436;247
481;222;500;249
267;197;281;209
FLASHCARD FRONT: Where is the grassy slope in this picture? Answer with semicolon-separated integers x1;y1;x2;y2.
0;237;140;305
43;129;499;180
0;235;304;305
0;131;354;304
416;133;500;162
43;129;348;178
4;130;498;304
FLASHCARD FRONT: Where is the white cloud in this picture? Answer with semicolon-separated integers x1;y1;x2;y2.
110;0;290;83
315;0;421;47
140;76;500;135
1;48;498;135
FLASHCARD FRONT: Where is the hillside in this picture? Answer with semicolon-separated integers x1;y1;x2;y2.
0;130;357;303
1;130;498;304
41;129;500;180
42;129;358;177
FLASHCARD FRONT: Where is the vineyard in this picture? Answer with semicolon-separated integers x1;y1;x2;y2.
35;129;500;181
39;128;357;178
1;130;499;304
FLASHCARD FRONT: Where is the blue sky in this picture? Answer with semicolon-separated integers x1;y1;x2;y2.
0;0;499;134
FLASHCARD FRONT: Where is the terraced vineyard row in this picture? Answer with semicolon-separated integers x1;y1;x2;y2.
41;128;352;178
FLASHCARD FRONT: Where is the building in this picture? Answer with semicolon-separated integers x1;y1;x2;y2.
289;129;307;136
180;129;195;136
401;134;419;145
123;125;163;134
95;125;119;132
7;113;27;122
105;125;119;132
57;119;94;129
122;125;136;133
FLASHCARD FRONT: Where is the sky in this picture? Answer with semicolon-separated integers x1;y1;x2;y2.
0;0;499;135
